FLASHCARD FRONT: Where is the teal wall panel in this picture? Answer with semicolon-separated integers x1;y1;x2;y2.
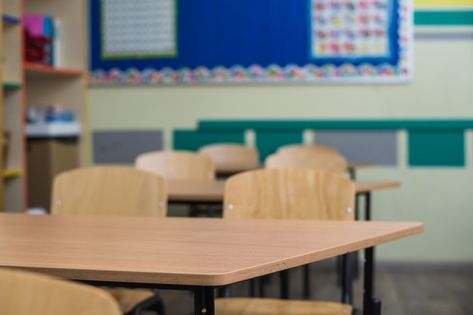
408;130;465;167
415;10;473;26
199;119;473;131
256;130;303;162
173;129;244;151
187;119;472;168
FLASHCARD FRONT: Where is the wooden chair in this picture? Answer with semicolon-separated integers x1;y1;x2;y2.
224;169;354;220
265;151;347;174
277;144;339;156
52;166;167;217
135;151;215;180
199;144;259;175
217;299;351;315
218;169;355;315
51;166;166;314
0;268;121;315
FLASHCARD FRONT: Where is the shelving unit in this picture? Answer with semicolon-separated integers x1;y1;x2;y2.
1;0;87;212
1;0;24;212
0;2;3;209
2;82;21;89
2;14;21;25
24;62;83;77
3;168;22;179
25;0;87;211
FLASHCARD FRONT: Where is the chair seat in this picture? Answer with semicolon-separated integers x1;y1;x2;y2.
216;298;352;315
107;288;155;313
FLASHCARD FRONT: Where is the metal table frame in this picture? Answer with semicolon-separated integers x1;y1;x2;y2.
81;245;381;315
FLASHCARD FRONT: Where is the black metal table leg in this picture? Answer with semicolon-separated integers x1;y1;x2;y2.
363;247;381;315
364;192;372;221
194;287;215;315
341;253;353;305
280;270;290;299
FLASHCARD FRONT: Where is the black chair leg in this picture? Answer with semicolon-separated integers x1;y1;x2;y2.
126;292;165;315
153;296;165;315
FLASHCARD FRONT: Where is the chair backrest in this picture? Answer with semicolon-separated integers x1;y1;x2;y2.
135;151;215;180
224;169;355;220
277;144;339;156
0;268;121;315
51;166;167;217
199;144;259;172
265;151;347;174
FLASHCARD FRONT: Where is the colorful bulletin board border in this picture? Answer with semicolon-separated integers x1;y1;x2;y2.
89;0;413;85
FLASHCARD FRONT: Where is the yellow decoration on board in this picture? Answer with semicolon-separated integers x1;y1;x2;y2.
415;0;473;6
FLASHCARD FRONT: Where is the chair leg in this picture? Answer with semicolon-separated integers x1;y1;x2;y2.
152;295;165;315
218;286;231;298
249;279;256;297
258;276;267;297
126;292;165;315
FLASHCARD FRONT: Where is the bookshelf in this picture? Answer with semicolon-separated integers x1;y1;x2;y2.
1;0;24;212
0;1;3;209
1;0;87;212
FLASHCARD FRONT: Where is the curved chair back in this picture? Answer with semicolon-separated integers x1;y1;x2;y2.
265;151;347;174
0;268;121;315
277;144;339;156
52;166;167;216
135;151;215;181
224;169;355;220
199;144;259;173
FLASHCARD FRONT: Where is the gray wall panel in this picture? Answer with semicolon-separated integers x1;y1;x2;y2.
315;131;397;166
93;130;163;164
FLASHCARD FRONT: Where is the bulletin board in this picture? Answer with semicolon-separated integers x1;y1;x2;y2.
89;0;413;85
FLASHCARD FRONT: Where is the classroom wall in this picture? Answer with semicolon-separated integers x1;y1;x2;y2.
87;38;473;262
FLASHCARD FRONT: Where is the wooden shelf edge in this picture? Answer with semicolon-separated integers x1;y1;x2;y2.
2;14;21;25
3;168;23;180
2;82;22;90
24;62;84;77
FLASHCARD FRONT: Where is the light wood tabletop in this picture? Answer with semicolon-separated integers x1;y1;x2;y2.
167;180;400;203
0;213;422;287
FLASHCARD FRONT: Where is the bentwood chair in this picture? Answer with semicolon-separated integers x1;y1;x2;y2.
265;151;347;174
135;150;215;181
265;150;350;297
51;166;167;315
277;144;339;156
217;169;355;315
0;268;122;315
199;144;259;177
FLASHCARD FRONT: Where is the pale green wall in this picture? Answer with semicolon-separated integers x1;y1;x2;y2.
87;39;473;262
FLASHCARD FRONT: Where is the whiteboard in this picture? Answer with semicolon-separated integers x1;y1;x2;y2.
102;0;176;58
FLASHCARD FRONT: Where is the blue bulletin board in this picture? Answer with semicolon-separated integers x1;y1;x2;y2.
89;0;413;85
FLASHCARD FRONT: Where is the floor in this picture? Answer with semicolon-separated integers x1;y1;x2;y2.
157;261;473;315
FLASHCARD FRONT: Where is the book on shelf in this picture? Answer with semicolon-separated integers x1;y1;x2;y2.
24;15;62;67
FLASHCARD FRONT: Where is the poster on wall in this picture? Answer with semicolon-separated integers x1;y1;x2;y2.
89;0;414;85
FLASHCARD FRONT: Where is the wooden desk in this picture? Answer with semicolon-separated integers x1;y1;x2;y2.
168;180;399;204
346;162;374;180
217;162;374;179
0;213;422;315
167;179;400;298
